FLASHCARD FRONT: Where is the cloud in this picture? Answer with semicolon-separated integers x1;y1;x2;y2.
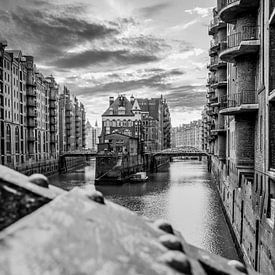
170;20;198;31
52;49;159;69
185;7;212;18
139;3;170;17
0;5;119;61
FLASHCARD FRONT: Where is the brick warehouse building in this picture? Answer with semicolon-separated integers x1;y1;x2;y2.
100;95;171;152
0;41;86;173
203;1;275;273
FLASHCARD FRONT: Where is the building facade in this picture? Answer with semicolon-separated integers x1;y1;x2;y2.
0;41;86;172
204;1;275;273
172;120;202;150
100;95;171;153
86;121;101;151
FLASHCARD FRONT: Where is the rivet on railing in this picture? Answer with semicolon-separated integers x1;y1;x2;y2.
87;190;105;205
154;219;174;235
159;251;192;274
29;174;49;188
159;234;184;252
228;260;247;274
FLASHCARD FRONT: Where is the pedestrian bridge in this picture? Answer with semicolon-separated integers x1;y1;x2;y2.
154;146;209;157
60;149;97;157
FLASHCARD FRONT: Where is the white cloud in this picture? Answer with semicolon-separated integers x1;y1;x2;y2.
185;7;212;18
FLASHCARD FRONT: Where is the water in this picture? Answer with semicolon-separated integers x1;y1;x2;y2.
49;159;239;260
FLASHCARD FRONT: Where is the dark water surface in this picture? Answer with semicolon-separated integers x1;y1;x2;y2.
49;159;239;260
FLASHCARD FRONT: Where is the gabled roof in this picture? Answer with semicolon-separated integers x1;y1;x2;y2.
102;95;134;117
137;98;161;120
131;99;141;111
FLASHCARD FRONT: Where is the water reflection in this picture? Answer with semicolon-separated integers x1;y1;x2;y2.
49;159;239;260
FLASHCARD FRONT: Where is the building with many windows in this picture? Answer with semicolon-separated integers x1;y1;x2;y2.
204;1;275;273
172;120;202;150
0;41;86;173
86;120;101;151
100;95;171;153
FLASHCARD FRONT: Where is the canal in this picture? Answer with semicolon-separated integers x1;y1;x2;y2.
49;159;239;260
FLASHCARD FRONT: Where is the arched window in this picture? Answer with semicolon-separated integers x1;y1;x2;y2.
106;120;110;127
6;124;11;154
43;132;46;153
15;127;19;154
128;120;133;127
123;120;127;127
112;120;117;127
38;131;41;153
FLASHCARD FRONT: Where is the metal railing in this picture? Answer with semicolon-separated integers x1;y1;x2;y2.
227;26;260;49
220;90;257;108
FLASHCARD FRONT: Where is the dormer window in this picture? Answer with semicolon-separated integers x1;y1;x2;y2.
118;106;125;115
109;108;114;115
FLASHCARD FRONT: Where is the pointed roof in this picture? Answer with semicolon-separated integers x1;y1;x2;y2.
102;95;134;117
131;99;141;111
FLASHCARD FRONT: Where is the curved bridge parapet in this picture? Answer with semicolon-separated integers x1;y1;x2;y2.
0;165;258;275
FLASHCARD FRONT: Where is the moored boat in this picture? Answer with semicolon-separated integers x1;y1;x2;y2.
129;172;148;183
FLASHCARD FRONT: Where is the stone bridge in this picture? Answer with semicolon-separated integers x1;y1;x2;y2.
0;165;258;275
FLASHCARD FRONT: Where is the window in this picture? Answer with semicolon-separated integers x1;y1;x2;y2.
6;124;11;154
15;127;19;154
118;107;125;115
38;131;41;153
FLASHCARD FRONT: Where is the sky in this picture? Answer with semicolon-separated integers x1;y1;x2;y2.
0;0;216;127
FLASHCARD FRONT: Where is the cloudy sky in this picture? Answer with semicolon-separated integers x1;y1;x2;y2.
0;0;215;126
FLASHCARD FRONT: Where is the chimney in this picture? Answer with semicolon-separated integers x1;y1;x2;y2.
109;96;114;106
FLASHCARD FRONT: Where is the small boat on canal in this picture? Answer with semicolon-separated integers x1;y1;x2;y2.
129;172;148;183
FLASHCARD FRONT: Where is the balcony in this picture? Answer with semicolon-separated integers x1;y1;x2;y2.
219;0;260;23
211;76;227;89
49;101;56;109
208;16;226;35
209;40;220;56
207;56;227;71
27;89;37;97
27;109;37;117
219;26;260;62
206;108;218;117
28;133;36;142
27;118;38;128
27;98;37;107
50;117;56;124
220;90;259;115
50;125;56;132
211;123;226;135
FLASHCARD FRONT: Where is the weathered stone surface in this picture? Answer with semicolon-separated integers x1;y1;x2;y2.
0;165;260;275
0;165;64;230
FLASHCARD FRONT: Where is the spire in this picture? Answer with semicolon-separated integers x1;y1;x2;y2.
95;120;98;127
